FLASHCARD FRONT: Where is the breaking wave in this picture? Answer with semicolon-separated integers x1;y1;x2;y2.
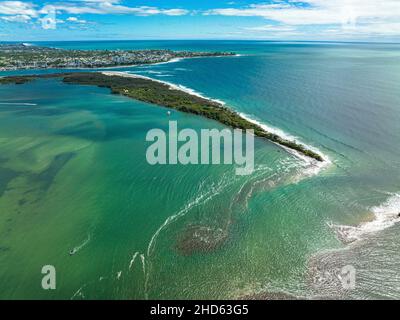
238;112;331;179
101;70;331;178
329;193;400;244
0;102;37;106
101;71;226;105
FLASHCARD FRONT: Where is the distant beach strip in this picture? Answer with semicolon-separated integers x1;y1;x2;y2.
0;72;327;164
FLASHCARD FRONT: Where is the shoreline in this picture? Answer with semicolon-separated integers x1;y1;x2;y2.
328;192;400;244
0;58;182;72
237;112;331;168
101;70;330;168
0;71;326;163
100;72;398;259
0;53;239;72
101;71;227;105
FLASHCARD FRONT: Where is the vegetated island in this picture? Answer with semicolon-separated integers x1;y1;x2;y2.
0;43;235;71
0;72;324;162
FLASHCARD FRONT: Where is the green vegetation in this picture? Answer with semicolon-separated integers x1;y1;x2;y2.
0;72;324;162
0;76;37;85
0;44;235;71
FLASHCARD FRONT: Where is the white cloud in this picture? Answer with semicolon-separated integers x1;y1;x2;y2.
246;24;296;32
207;1;400;24
0;1;37;17
0;0;189;24
40;1;189;16
162;9;189;16
1;14;32;23
206;0;400;37
67;16;87;23
242;24;302;39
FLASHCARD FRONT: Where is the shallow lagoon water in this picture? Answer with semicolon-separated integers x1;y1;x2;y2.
0;41;399;299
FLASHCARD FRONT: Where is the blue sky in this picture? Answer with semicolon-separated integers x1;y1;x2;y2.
0;0;400;41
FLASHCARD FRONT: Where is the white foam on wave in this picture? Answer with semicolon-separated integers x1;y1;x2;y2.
238;112;331;178
102;71;330;177
174;67;189;71
145;176;230;257
0;102;37;106
329;193;400;244
129;251;139;270
141;253;148;299
140;254;146;275
71;285;87;300
146;70;164;75
174;83;226;105
142;175;233;299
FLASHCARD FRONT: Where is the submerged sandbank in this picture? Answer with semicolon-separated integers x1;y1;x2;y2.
0;72;326;163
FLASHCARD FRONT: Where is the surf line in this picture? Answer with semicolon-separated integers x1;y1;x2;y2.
102;71;330;170
1;72;328;163
329;192;400;244
129;252;140;270
0;102;37;106
140;177;233;299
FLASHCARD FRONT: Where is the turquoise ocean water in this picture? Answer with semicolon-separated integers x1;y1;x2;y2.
0;41;399;299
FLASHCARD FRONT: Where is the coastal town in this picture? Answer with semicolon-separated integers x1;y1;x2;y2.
0;43;235;71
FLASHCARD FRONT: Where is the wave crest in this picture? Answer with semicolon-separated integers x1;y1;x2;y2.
329;193;400;244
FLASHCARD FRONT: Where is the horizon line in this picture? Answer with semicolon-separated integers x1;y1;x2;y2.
1;39;400;45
